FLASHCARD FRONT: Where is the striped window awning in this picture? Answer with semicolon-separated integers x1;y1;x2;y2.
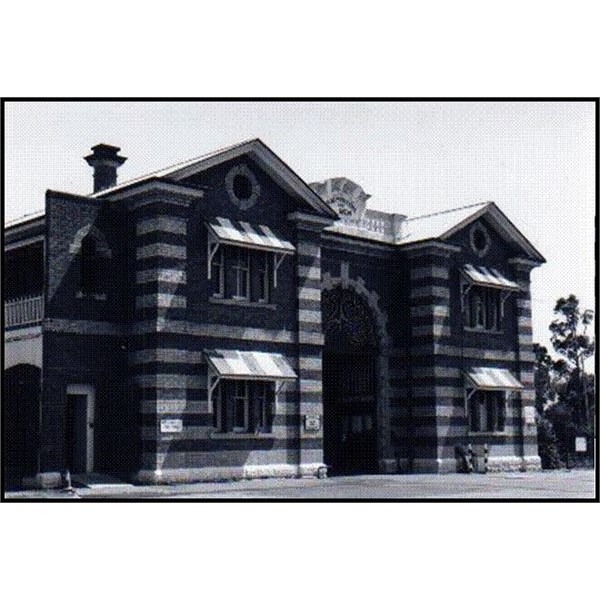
465;367;524;391
462;264;520;291
207;217;295;254
205;349;297;381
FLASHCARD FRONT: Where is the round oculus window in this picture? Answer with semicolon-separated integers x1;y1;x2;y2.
225;165;260;210
470;222;491;257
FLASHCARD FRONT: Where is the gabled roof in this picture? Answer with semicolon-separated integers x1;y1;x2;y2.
92;138;337;218
401;202;490;243
399;201;545;262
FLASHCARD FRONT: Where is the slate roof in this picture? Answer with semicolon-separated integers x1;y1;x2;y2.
89;139;256;198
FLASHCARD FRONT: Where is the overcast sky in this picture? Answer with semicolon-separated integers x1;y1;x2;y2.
3;100;595;351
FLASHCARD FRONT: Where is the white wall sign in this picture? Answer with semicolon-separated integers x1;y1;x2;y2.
304;415;321;432
161;419;183;433
524;406;536;425
575;437;587;452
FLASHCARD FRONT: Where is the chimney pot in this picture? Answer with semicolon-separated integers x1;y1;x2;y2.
85;144;127;193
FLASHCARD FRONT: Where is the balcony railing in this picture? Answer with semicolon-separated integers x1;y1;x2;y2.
4;295;44;328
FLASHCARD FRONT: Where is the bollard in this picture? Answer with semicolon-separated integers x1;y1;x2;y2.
483;443;489;473
317;465;328;480
467;443;474;473
63;469;75;494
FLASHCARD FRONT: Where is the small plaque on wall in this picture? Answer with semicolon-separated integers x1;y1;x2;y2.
523;406;536;425
304;415;321;432
575;437;587;453
161;419;183;433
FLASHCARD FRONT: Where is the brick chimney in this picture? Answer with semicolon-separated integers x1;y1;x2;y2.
84;144;127;193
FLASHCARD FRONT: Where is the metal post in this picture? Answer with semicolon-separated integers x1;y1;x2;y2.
63;469;75;494
467;443;474;473
483;443;489;473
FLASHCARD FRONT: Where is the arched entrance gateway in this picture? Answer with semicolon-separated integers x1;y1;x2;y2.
322;280;389;475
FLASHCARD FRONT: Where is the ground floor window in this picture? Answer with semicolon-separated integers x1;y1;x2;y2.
213;380;274;433
468;390;506;432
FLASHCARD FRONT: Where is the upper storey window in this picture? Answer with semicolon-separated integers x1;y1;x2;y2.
461;264;520;332
231;246;251;300
465;287;501;331
206;218;295;306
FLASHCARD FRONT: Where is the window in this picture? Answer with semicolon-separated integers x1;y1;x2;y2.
257;253;270;303
254;381;272;432
465;286;501;331
232;247;250;300
225;165;261;210
211;247;225;297
233;174;253;200
232;380;250;432
468;390;506;433
209;246;275;304
206;217;294;304
469;222;491;257
213;380;274;434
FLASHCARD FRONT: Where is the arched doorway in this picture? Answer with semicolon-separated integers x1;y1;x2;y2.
322;286;379;475
4;364;41;489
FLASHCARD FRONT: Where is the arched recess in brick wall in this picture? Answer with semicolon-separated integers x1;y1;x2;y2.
69;224;112;258
4;364;41;489
321;271;393;474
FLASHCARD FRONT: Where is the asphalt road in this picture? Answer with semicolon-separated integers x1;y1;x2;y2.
4;469;596;500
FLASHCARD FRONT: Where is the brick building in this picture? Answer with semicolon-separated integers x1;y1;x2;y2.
4;139;545;489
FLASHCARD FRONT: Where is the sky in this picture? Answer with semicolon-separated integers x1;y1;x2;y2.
3;100;596;353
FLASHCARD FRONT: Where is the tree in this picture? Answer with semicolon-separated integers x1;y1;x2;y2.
533;343;572;468
533;343;553;414
533;343;570;413
549;295;595;435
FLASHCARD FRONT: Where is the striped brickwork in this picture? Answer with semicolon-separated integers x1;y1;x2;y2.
130;204;325;483
130;201;192;478
388;348;410;472
510;258;542;471
294;222;326;474
405;243;463;473
129;321;304;482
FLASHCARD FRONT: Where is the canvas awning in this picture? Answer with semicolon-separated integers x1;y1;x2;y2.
207;217;295;254
205;349;297;380
205;349;297;411
464;367;524;391
462;264;520;291
206;218;295;287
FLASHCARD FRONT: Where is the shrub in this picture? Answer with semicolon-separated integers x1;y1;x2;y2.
536;414;561;469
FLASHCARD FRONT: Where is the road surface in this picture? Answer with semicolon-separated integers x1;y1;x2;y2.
4;469;595;500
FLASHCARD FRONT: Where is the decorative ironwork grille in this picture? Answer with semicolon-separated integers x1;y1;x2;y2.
322;287;377;347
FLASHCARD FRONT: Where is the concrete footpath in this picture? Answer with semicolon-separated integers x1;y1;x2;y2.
3;469;596;500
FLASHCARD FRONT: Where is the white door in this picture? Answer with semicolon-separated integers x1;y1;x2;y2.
65;384;95;473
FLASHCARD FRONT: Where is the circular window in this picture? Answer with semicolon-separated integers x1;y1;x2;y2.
470;222;491;257
226;165;260;210
233;174;253;200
